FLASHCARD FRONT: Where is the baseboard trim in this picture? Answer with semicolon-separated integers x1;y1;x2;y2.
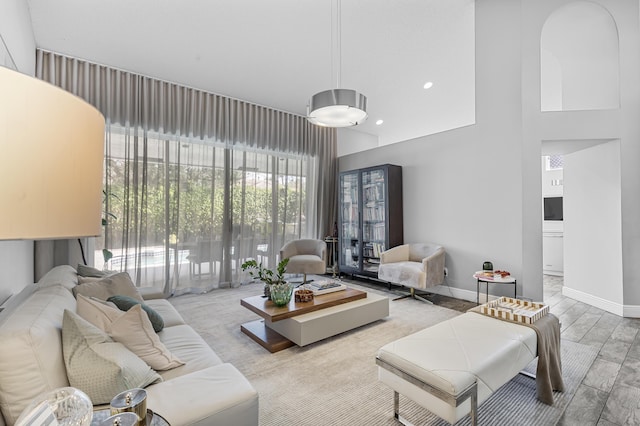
428;285;502;305
562;286;624;316
623;305;640;318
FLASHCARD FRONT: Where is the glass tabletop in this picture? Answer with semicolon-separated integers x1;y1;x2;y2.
91;409;170;426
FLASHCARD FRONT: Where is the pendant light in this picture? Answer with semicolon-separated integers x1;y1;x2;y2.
307;0;368;127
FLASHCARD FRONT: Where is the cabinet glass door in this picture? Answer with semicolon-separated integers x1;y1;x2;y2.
361;168;386;274
339;171;360;270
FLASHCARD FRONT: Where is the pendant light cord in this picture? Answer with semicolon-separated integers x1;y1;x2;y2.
336;0;341;89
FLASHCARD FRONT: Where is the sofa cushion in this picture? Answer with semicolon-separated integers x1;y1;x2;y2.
156;325;223;381
0;285;76;424
62;309;161;405
145;364;258;426
108;305;184;371
73;272;144;302
107;295;164;332
37;265;78;290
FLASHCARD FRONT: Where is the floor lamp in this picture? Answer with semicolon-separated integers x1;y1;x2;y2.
0;66;104;423
0;66;104;241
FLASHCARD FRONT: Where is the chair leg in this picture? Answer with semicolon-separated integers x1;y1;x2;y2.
392;288;433;304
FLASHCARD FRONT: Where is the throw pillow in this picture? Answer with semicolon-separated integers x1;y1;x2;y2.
108;305;184;371
73;272;144;303
107;294;164;332
61;309;161;405
76;264;111;278
76;294;123;331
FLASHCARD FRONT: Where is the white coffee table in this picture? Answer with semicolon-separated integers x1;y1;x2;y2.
241;288;389;352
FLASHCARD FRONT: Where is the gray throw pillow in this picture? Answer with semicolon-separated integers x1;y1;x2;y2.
107;295;165;332
76;264;118;278
61;309;161;405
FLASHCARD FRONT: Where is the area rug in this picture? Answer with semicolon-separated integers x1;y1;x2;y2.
169;280;598;426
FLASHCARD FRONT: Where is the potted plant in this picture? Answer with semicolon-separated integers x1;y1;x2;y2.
241;258;294;306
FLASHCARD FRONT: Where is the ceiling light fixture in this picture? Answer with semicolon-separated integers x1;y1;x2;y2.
307;0;367;128
424;81;434;89
375;119;384;125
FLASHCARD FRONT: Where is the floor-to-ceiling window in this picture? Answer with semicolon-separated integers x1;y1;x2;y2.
36;50;336;296
98;127;313;295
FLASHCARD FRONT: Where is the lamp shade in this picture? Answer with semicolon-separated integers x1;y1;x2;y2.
0;66;105;240
307;89;368;127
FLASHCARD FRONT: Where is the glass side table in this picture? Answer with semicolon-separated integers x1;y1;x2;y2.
91;409;170;426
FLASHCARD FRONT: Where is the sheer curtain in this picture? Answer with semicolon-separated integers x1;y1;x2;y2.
36;50;337;295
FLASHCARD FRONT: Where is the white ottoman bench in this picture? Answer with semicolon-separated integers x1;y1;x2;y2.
376;312;537;425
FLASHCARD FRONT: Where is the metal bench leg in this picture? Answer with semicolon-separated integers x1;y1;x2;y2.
470;387;478;426
394;391;400;420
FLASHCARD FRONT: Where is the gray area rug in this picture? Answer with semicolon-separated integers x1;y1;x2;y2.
169;280;598;425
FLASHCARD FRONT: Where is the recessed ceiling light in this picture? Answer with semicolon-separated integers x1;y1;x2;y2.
375;119;384;126
423;81;433;89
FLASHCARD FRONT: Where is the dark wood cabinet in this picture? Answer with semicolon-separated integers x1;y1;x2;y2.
338;164;403;278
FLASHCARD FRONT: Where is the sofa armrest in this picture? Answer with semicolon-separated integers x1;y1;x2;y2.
140;287;165;300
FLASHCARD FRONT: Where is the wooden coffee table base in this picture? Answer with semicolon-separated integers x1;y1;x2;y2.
241;319;295;353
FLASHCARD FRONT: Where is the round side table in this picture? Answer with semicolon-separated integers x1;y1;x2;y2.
473;271;517;304
91;409;170;426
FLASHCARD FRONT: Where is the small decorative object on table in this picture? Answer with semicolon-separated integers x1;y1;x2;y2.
16;387;93;426
110;388;147;425
481;296;549;324
269;281;294;306
294;288;314;302
97;412;138;426
305;280;347;295
242;258;290;302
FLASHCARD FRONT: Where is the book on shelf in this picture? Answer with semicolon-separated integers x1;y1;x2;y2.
304;280;347;295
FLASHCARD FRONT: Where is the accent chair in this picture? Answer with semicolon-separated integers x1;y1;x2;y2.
378;243;445;304
280;239;326;284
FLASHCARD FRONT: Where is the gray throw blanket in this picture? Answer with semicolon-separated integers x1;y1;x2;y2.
524;313;564;404
468;308;564;405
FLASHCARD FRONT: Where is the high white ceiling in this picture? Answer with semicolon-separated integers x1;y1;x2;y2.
27;0;476;146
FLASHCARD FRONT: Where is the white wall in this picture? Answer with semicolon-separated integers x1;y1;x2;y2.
521;0;639;314
540;2;620;111
0;0;37;301
340;0;532;303
339;0;640;310
0;0;36;74
563;141;623;314
337;128;378;157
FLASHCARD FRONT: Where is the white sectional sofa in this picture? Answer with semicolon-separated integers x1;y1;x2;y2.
0;266;258;426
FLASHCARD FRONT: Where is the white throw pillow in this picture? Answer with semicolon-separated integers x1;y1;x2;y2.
62;310;161;405
76;294;123;331
108;305;185;371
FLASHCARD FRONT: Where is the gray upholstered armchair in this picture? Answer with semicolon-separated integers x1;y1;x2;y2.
378;243;445;303
280;239;327;284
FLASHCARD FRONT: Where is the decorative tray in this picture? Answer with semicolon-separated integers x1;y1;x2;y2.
480;297;549;324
